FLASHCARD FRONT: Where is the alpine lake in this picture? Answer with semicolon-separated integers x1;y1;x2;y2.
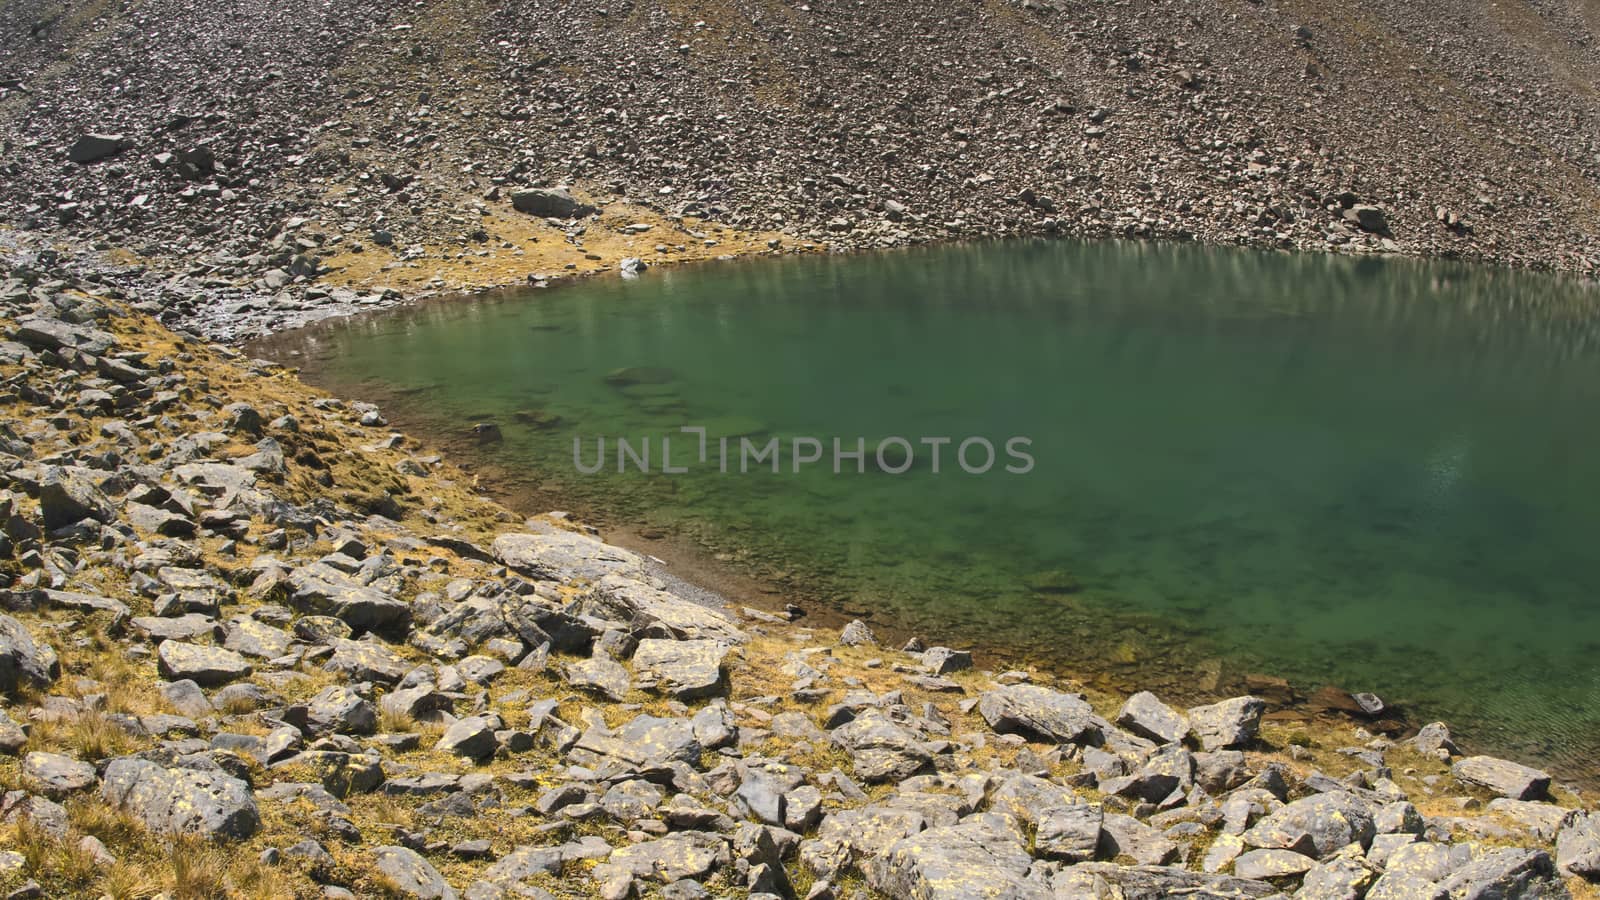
262;239;1600;780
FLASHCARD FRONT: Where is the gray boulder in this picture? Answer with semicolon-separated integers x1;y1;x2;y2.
600;831;728;885
839;620;877;646
101;758;260;840
156;641;252;686
288;566;410;634
223;616;293;659
562;650;632;701
306;685;377;735
1557;811;1600;879
1099;813;1180;865
976;684;1103;744
374;845;458;899
1437;845;1567;900
567;714;701;780
1115;691;1189;744
599;779;663;823
576;574;748;644
920;647;972;674
830;709;934;783
436;716;499;761
1298;853;1379;900
0;709;26;753
988;773;1102;862
0;613;60;695
480;837;610;889
871;813;1049;900
1234;848;1316;879
1187;696;1266;750
161;679;212;717
13;317;116;355
802;805;926;881
1345;205;1390;234
492;530;641;582
381;685;454;723
131;614;222;643
22;752;97;797
1243;791;1375;858
38;466;114;530
510;187;597;219
1050;864;1279;899
1488;799;1568;842
634;638;729;699
280;750;383;799
68;133;130;163
1101;744;1194;803
324;639;409;684
1453;756;1552;801
1414;721;1459;756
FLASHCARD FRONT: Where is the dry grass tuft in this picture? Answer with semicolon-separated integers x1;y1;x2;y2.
27;710;138;761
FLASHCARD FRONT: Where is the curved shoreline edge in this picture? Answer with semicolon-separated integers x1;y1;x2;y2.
0;246;1597;898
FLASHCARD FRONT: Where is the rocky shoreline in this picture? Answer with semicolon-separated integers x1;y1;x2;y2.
5;0;1600;344
1;244;1599;900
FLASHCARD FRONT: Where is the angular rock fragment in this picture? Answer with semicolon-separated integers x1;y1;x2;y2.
373;845;457;899
1187;696;1265;750
1453;756;1552;801
976;684;1103;744
633;638;729;699
0;613;60;695
101;758;260;840
1116;690;1189;744
156;641;252;686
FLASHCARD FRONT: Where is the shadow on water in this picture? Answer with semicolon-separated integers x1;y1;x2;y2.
256;238;1600;783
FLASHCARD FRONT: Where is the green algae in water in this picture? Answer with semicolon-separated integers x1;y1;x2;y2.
281;239;1600;775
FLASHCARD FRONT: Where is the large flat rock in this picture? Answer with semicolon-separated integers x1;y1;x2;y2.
156;640;252;686
633;638;729;699
492;530;643;582
576;574;747;644
101;758;260;841
975;684;1104;744
1453;756;1552;801
870;812;1050;900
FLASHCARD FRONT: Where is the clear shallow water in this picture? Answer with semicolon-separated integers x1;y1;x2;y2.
272;240;1600;774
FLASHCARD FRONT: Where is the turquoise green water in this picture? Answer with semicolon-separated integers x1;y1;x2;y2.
274;240;1600;773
